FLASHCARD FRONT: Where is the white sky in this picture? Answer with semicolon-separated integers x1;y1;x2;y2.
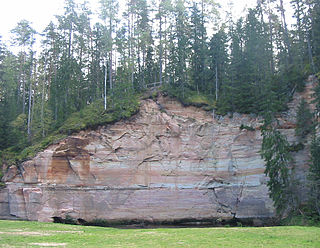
0;0;292;46
0;0;100;45
0;0;64;41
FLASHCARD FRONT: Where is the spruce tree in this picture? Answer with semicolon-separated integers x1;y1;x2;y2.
309;137;320;216
261;115;294;216
295;98;313;140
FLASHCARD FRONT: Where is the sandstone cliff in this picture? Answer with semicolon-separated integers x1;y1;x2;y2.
0;77;316;225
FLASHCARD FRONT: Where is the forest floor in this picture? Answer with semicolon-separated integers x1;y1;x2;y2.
0;220;319;247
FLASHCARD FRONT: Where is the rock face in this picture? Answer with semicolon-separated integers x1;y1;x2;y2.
0;77;316;225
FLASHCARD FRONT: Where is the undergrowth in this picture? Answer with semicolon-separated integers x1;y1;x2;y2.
0;94;139;172
162;84;215;111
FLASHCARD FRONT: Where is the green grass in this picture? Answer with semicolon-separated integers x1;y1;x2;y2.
162;84;215;111
0;220;319;248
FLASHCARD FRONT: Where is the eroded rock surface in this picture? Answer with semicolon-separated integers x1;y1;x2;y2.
0;77;316;225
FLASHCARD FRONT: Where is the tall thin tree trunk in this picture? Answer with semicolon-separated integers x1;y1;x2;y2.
22;52;26;114
27;52;34;140
128;6;132;87
279;0;291;63
17;54;23;106
159;5;163;85
31;62;36;137
41;68;46;137
306;1;316;73
104;59;107;110
164;16;168;84
109;51;113;90
131;9;135;87
109;16;113;92
68;22;73;58
201;0;205;91
307;35;316;73
215;65;218;101
268;0;274;74
142;50;145;86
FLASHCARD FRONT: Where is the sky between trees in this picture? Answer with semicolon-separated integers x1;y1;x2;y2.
0;0;294;47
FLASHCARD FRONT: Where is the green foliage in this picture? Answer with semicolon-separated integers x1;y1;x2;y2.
163;84;214;110
261;118;293;216
295;99;314;140
184;94;212;108
8;114;28;149
312;1;320;71
286;64;306;93
313;74;320;113
0;159;3;186
1;133;67;166
239;124;255;131
53;215;78;225
189;2;208;93
288;142;305;152
1;93;139;169
309;137;320;216
10;19;36;48
281;213;320;227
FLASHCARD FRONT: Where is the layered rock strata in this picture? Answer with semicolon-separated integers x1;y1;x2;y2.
0;78;316;225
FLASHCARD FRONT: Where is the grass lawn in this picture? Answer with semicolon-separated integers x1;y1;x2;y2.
0;220;319;247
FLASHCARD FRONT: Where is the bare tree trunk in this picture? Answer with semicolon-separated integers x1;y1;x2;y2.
17;54;23;106
41;72;46;137
268;0;274;74
104;59;107;110
130;7;135;88
307;36;316;73
306;1;316;73
27;52;34;140
109;51;113;90
159;4;163;85
215;65;218;101
31;61;36;137
142;50;145;86
201;0;205;91
279;0;291;64
68;22;73;58
128;6;132;87
22;52;26;114
109;17;113;92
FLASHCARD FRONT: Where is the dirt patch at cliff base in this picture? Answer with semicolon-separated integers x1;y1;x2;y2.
64;216;277;229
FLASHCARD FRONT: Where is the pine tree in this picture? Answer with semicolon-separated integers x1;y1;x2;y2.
10;20;36;115
295;98;313;140
311;0;320;71
0;38;7;149
100;0;119;98
208;26;228;101
156;0;173;86
309;136;320;216
190;2;207;94
168;0;190;96
135;0;152;88
261;115;294;216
